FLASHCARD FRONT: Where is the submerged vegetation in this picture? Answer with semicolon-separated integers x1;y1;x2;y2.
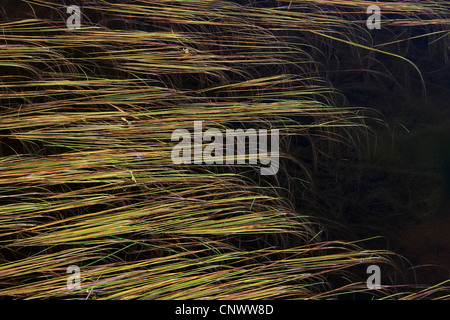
0;0;449;299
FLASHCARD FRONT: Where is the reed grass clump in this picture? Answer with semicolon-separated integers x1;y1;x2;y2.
0;0;449;299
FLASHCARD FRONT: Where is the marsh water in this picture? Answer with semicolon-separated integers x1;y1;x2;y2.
317;32;450;285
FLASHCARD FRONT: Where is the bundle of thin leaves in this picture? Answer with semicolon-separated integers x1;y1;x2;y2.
0;0;449;299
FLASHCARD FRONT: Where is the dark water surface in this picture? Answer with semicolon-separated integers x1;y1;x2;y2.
327;31;450;284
